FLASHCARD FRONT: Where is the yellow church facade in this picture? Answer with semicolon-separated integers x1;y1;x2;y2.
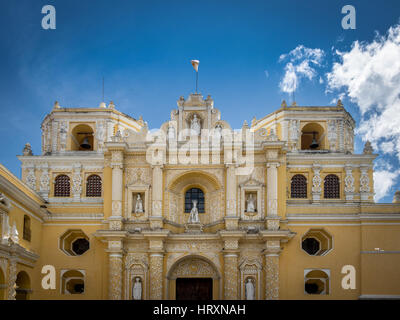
1;93;400;300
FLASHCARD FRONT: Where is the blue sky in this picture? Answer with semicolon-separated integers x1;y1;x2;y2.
1;0;400;202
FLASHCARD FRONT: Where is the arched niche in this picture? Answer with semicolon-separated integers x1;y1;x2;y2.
15;271;31;300
166;255;221;300
124;256;148;300
301;122;326;150
166;171;222;225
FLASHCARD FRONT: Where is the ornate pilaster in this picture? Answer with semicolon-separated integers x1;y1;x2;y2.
150;165;163;229
224;253;238;299
71;164;82;202
107;240;124;300
149;253;164;299
311;163;322;202
25;165;36;191
266;162;279;216
51;121;58;153
344;165;355;201
39;164;50;201
143;230;169;300
264;240;281;300
7;256;17;300
107;144;126;230
327;119;338;151
220;231;244;300
338;120;344;152
225;164;237;215
360;165;371;201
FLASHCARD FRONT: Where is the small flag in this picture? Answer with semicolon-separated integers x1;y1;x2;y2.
191;60;200;72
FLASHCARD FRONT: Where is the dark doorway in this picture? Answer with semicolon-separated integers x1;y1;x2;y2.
176;278;213;300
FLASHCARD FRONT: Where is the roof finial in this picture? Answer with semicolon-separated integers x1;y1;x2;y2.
53;101;60;109
337;99;343;107
281;100;287;108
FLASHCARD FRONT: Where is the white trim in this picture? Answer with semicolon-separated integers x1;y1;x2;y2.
8;199;44;223
288;222;400;226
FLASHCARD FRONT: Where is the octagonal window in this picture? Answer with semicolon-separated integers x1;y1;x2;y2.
72;238;90;255
59;229;90;256
302;238;320;255
301;229;333;256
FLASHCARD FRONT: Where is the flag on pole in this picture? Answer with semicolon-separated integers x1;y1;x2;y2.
191;60;200;72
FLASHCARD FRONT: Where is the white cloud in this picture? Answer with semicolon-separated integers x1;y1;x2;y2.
279;45;324;94
326;24;400;200
373;169;400;202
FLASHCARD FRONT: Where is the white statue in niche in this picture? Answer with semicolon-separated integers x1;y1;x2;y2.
245;278;255;300
132;277;142;300
214;124;223;141
190;114;201;136
246;194;256;212
134;194;144;213
188;200;200;223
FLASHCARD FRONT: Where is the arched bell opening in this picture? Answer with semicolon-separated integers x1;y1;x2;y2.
301;123;325;150
71;124;94;151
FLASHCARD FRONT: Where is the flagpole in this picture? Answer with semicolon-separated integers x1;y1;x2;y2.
196;71;198;94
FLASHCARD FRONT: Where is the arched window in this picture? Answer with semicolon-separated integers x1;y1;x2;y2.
23;215;31;242
185;188;205;213
54;175;70;197
291;174;307;198
86;175;102;197
324;174;340;199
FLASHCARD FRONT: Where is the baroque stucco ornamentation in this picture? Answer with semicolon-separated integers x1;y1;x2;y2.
59;121;68;152
265;255;279;300
7;258;17;300
360;168;370;193
109;254;123;300
25;168;36;190
224;254;238;299
39;168;50;193
149;254;163;299
344;167;355;193
327;119;337;151
170;258;218;279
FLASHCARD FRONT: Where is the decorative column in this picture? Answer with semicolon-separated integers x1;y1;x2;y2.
264;240;281;300
311;163;322;202
225;164;238;230
220;231;244;300
149;253;164;299
150;165;163;229
109;146;125;230
143;231;169;300
7;252;17;300
266;162;279;216
107;240;124;300
266;159;280;231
